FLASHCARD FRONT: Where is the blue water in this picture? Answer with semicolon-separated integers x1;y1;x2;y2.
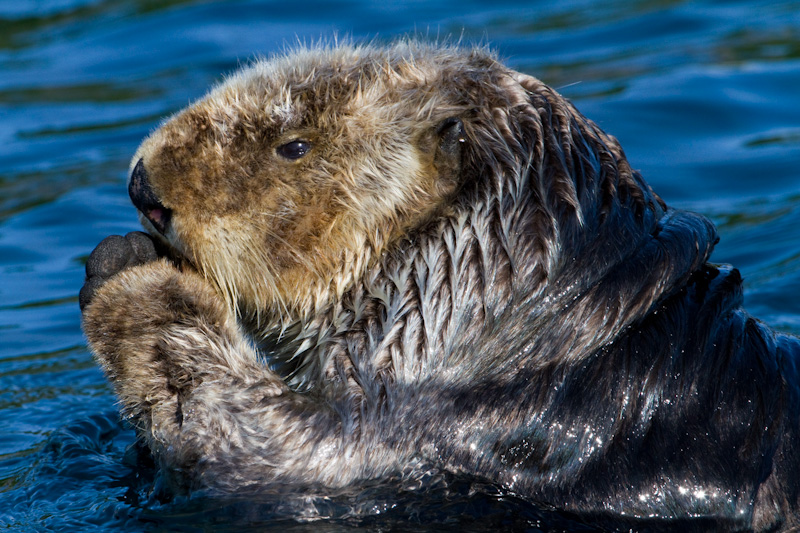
1;0;799;530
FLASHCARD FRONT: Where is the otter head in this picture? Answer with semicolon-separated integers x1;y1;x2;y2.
129;41;683;343
127;43;496;322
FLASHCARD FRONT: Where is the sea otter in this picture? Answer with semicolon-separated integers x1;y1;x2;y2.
80;41;800;530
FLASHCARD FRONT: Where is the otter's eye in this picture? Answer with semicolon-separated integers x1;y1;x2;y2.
277;140;312;160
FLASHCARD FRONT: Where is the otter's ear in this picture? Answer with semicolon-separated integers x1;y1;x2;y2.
433;117;466;195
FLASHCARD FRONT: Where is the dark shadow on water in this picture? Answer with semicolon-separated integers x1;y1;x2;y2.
135;477;732;533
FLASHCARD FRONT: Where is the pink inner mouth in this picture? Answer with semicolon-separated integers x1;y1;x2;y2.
143;206;171;235
147;207;164;226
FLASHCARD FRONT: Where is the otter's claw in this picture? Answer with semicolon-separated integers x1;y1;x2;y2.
79;231;158;311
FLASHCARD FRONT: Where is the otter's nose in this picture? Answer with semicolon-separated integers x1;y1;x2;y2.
128;159;172;235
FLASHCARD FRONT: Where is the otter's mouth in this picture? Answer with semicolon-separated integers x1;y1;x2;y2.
128;159;172;236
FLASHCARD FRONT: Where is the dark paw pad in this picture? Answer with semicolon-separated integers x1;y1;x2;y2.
79;232;158;311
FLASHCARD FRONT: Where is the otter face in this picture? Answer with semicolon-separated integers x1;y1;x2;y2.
128;44;477;320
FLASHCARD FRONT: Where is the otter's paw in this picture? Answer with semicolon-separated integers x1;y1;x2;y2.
82;258;282;448
79;232;158;311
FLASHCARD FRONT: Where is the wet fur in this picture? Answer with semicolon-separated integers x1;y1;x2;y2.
82;41;800;529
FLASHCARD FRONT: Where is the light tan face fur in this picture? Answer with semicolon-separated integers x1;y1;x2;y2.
131;44;480;321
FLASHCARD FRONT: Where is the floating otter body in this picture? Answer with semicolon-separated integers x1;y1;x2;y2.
80;42;800;529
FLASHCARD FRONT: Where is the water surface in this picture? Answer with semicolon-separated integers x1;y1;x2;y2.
2;0;800;530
